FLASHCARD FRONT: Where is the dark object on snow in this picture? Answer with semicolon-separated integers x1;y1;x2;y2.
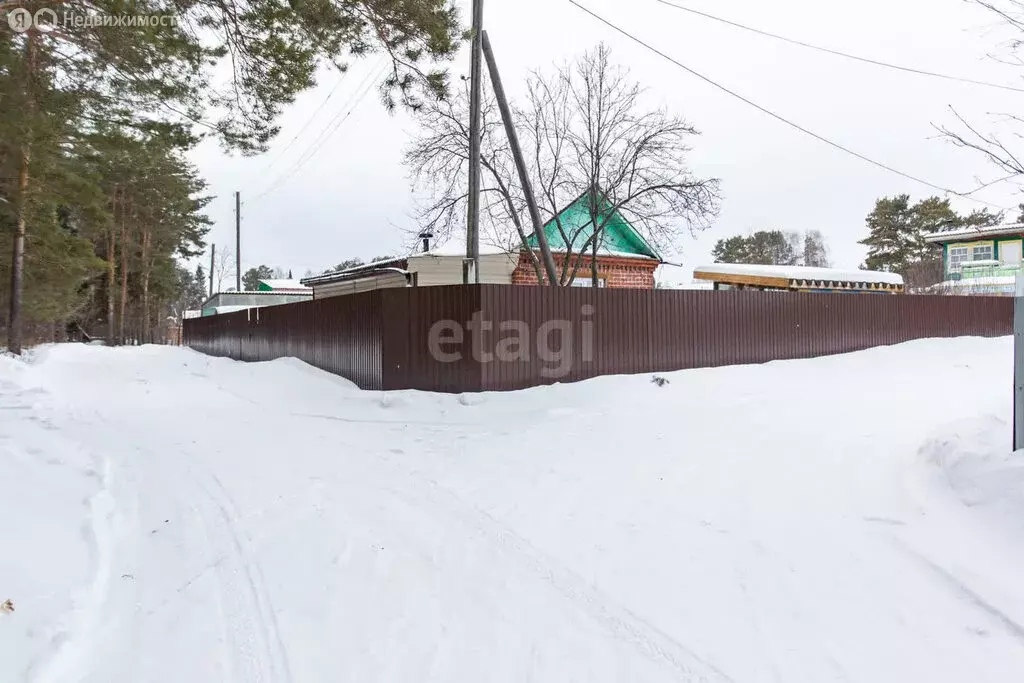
1;599;14;614
651;376;669;387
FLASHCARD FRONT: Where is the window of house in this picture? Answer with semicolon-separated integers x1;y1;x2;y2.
570;276;606;287
948;246;969;272
972;244;994;261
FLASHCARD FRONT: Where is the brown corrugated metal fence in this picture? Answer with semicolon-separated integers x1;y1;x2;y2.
182;285;1012;392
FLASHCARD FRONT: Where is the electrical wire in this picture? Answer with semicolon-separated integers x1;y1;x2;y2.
568;0;1010;210
247;62;386;204
656;0;1024;94
254;68;353;177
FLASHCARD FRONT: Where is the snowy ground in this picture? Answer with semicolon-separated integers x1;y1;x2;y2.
2;338;1024;683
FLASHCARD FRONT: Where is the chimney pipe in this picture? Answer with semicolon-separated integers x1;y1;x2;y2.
419;231;433;253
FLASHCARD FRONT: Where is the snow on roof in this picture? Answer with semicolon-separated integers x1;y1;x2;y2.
300;258;411;286
421;240;512;257
924;223;1024;243
259;279;309;291
693;263;904;286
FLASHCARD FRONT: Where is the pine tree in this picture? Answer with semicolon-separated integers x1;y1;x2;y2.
2;0;464;352
194;264;208;303
711;236;748;263
860;195;915;273
960;208;1003;230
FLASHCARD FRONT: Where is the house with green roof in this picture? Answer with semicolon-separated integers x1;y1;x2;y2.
300;194;663;298
513;193;662;287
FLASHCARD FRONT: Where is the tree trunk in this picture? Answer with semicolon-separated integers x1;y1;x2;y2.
106;229;117;343
118;200;129;345
7;34;36;355
8;143;29;354
141;228;151;344
107;189;118;343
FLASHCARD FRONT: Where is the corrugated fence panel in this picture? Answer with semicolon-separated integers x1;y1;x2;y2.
182;292;385;389
183;286;1013;393
380;285;484;392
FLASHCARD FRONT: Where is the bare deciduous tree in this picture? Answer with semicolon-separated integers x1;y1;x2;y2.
405;43;720;286
803;230;830;267
938;2;1024;191
405;82;547;282
213;246;236;293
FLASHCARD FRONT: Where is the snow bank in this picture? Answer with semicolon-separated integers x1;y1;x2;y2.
3;338;1024;682
920;415;1024;535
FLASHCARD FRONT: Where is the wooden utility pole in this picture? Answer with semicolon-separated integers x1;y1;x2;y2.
235;191;241;291
481;31;559;286
209;244;215;297
465;0;484;284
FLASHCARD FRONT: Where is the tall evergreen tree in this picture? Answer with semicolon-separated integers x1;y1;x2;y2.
859;195;915;273
193;264;208;303
2;0;464;352
960;208;1004;229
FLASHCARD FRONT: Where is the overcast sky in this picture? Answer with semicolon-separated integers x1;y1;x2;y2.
188;0;1024;285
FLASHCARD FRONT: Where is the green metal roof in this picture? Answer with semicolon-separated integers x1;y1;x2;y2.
526;194;660;260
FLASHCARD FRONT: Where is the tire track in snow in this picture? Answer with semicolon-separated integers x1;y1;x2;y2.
184;462;293;683
896;541;1024;645
374;455;735;683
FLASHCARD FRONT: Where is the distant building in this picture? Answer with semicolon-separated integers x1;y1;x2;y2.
200;289;312;316
692;264;904;293
256;279;311;293
924;223;1024;296
302;194;661;298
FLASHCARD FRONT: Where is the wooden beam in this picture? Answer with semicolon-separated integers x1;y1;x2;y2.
692;270;790;289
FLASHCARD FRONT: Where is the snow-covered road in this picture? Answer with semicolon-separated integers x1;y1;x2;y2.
3;339;1024;682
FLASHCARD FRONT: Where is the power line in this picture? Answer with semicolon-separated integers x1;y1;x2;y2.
567;0;1010;210
248;62;386;204
656;0;1024;94
254;68;353;178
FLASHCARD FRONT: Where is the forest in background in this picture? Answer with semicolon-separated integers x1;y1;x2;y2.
0;0;463;351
